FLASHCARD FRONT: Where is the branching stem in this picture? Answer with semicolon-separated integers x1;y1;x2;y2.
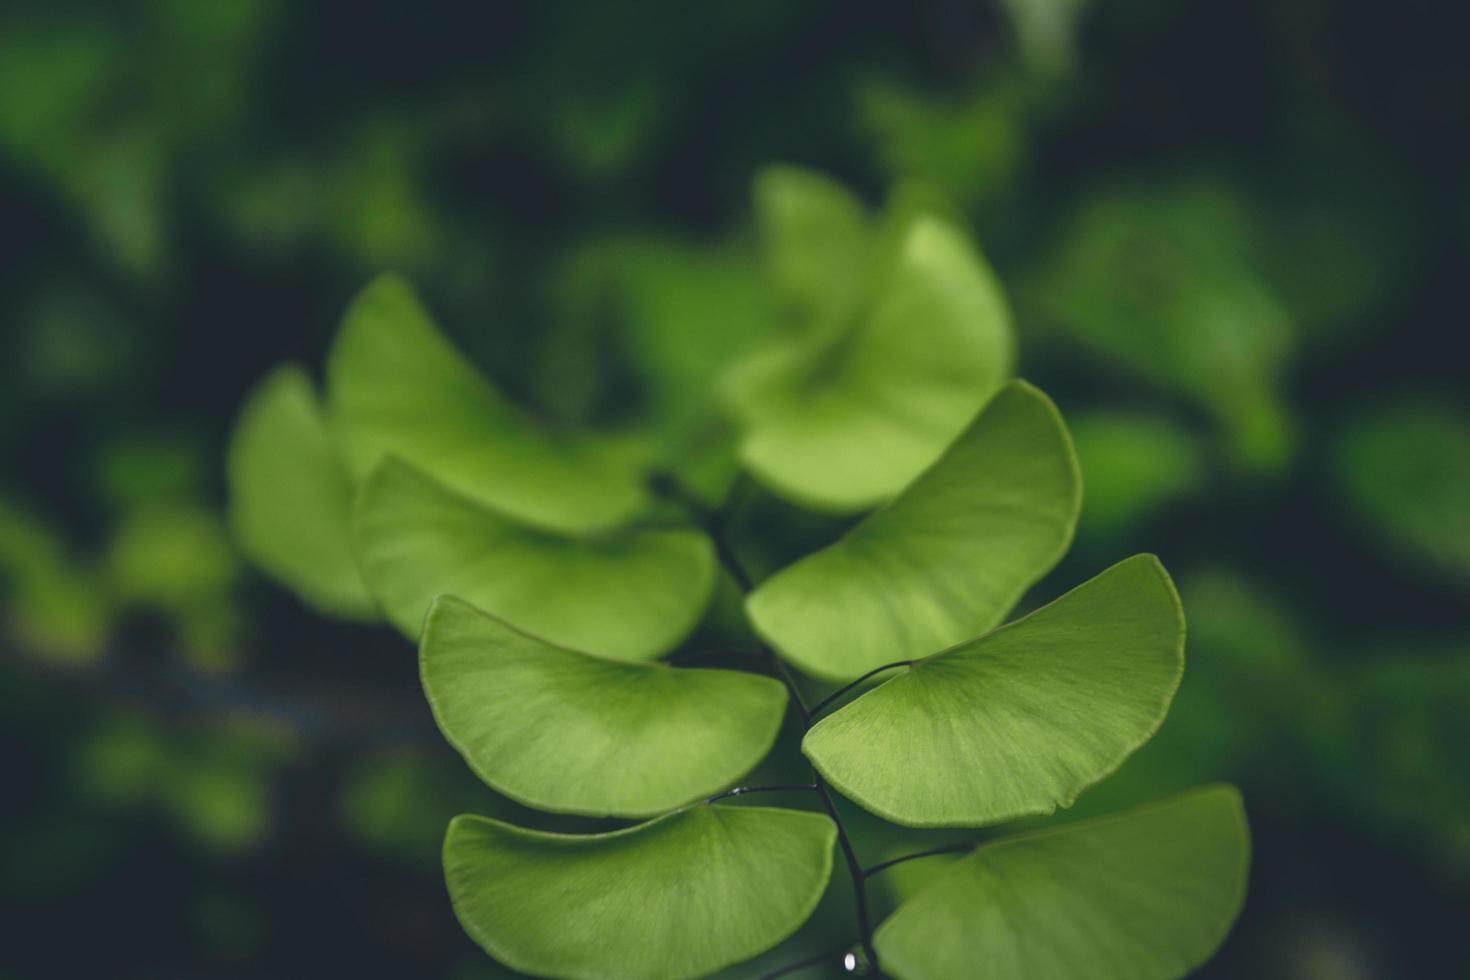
862;843;973;879
808;660;915;719
654;473;883;974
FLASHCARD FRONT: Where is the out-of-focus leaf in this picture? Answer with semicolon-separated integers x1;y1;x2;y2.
753;165;872;329
874;786;1249;979
1334;403;1470;581
107;503;237;609
327;274;650;533
420;596;786;816
75;713;291;851
859;79;1027;206
1029;184;1293;471
1333;650;1470;872
226;365;377;619
354;458;714;658
0;498;114;663
443;805;835;980
1069;411;1202;540
548;237;773;502
727;216;1015;511
803;555;1183;827
749;381;1079;680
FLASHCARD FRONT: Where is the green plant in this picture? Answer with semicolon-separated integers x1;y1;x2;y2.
228;166;1249;979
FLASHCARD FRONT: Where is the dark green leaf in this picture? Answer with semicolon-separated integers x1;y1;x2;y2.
1334;403;1470;581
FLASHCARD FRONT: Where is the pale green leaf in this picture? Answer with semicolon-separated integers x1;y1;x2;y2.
226;364;377;619
753;164;871;327
727;215;1015;511
326;273;649;533
874;785;1250;980
444;805;836;980
748;380;1080;681
420;595;786;817
803;554;1183;827
354;458;715;659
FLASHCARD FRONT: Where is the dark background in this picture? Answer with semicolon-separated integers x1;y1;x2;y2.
2;0;1467;977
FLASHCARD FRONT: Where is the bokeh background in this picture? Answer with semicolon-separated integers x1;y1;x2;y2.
2;0;1467;977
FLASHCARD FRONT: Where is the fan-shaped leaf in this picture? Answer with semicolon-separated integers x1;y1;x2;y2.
421;596;786;816
803;555;1183;827
444;805;836;980
874;785;1249;980
354;458;714;659
754;164;872;327
726;215;1014;512
748;380;1080;681
226;364;377;619
327;273;649;533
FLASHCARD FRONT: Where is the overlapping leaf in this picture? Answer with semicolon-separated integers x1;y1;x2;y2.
225;364;377;619
420;596;787;816
803;555;1184;827
753;165;872;329
444;805;836;980
354;458;715;659
748;380;1080;680
727;179;1015;512
327;273;649;534
874;786;1250;980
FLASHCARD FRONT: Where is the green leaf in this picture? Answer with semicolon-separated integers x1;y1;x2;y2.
444;805;835;980
753;164;872;327
748;380;1080;681
226;364;377;619
1334;403;1470;581
420;595;787;817
326;273;649;533
1027;184;1293;471
803;554;1183;827
874;785;1250;980
1069;411;1202;540
354;458;715;659
727;215;1015;512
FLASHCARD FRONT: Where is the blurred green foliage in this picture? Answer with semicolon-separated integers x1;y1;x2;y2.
1;0;1466;975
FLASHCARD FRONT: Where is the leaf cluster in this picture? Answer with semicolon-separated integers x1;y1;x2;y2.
229;167;1249;979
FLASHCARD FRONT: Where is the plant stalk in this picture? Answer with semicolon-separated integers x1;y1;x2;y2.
658;473;883;975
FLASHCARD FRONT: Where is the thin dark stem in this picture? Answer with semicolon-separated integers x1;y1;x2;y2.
705;783;818;804
758;947;846;979
862;843;973;879
809;660;915;719
769;651;812;724
650;472;754;591
815;780;879;968
653;472;883;975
